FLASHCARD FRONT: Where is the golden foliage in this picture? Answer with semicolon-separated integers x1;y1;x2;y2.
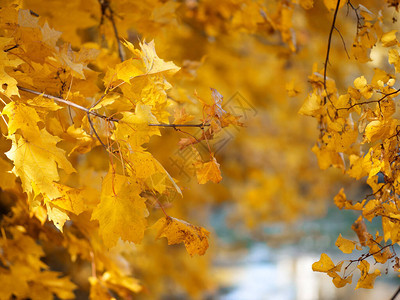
1;0;400;298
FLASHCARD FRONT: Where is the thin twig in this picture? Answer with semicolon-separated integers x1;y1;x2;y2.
148;123;209;128
17;86;119;122
336;88;400;111
3;45;19;52
29;10;39;17
87;112;108;150
391;285;400;300
98;0;124;62
334;27;350;59
323;0;341;106
108;10;124;62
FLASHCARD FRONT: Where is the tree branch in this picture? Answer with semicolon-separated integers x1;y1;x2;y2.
108;9;124;62
148;123;209;129
336;88;400;111
18;87;209;131
17;86;119;122
391;286;400;300
323;0;341;106
87;112;108;150
98;0;124;62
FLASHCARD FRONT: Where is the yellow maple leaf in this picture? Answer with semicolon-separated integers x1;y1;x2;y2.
153;216;210;256
113;103;160;149
335;234;356;254
50;184;99;215
102;271;142;296
2;101;41;140
0;37;22;97
30;270;77;299
115;58;144;83
91;170;149;248
89;277;114;300
5;131;75;199
195;154;222;184
126;150;182;196
140;40;180;75
173;107;195;124
45;201;69;232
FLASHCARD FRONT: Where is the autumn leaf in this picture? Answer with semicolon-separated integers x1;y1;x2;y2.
173;107;195;124
153;216;210;256
139;40;181;75
194;154;222;184
335;234;356;254
112;103;161;149
381;30;398;47
5;131;75;199
298;93;323;117
92;170;149;248
2;101;42;140
352;216;371;246
0;37;22;97
46;201;69;232
356;260;381;289
332;274;353;288
312;253;336;272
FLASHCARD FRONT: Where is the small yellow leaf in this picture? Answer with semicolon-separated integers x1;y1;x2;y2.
352;216;370;246
312;253;335;272
356;260;381;289
298;93;322;117
115;58;144;83
381;30;398;47
334;188;347;209
140;40;180;75
153;216;210;256
45;202;69;232
332;274;353;288
363;120;392;143
389;49;400;72
173;107;195;124
195;154;222;184
335;234;356;254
